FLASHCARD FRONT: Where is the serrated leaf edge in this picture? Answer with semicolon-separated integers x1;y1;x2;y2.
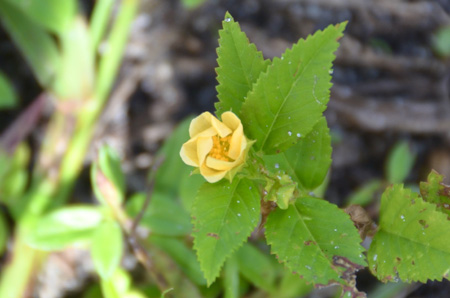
242;22;346;153
191;179;260;285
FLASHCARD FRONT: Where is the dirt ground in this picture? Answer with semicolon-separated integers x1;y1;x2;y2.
1;0;450;297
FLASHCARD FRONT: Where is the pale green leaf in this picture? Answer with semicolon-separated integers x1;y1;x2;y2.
8;0;76;33
265;196;366;286
263;117;332;190
241;23;346;154
181;0;207;9
420;170;450;216
192;178;260;285
0;72;17;109
386;141;415;184
0;1;60;87
274;271;312;298
92;221;123;279
101;268;131;298
149;235;206;286
215;12;270;117
347;180;382;206
235;243;276;292
433;25;450;57
26;206;103;250
126;192;191;236
91;145;125;206
368;184;450;283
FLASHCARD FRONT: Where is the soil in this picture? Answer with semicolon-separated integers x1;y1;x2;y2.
1;0;450;297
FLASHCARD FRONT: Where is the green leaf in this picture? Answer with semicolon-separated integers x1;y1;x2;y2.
386;141;415;184
0;72;17;109
126;192;191;236
181;0;207;9
101;268;131;298
92;221;123;279
149;235;206;286
241;23;346;154
433;25;450;57
7;0;76;33
26;206;103;250
154;117;193;195
263;117;332;190
347;180;383;206
265;196;366;286
0;1;60;87
368;184;450;282
420;170;450;216
192;178;260;285
215;12;270;117
180;173;205;212
235;243;276;292
91;145;125;206
274;271;313;298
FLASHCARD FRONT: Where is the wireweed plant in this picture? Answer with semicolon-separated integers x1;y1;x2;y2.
0;8;449;298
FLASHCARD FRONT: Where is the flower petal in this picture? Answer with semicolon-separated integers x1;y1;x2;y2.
200;164;227;183
221;111;241;131
211;116;232;137
228;123;245;160
189;112;213;137
180;138;200;166
197;137;213;166
206;156;237;171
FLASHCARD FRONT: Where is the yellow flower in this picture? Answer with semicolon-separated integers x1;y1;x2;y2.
180;111;253;183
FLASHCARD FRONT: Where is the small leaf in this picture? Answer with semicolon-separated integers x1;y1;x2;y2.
192;178;260;285
386;141;415;184
101;268;131;298
241;23;346;154
420;170;450;216
235;243;276;292
347;180;383;206
92;221;123;279
368;184;450;283
91;145;125;206
0;72;17;109
265;196;366;286
263;117;332;190
433;25;450;57
9;0;77;33
215;12;270;117
26;206;103;250
181;0;207;9
0;1;60;87
149;235;206;286
126;192;191;236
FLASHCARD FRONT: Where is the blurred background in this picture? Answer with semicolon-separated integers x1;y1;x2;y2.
1;0;450;297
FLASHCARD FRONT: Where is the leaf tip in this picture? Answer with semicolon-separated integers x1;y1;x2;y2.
224;11;234;23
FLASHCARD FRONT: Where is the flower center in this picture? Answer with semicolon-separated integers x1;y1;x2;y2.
209;135;234;162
